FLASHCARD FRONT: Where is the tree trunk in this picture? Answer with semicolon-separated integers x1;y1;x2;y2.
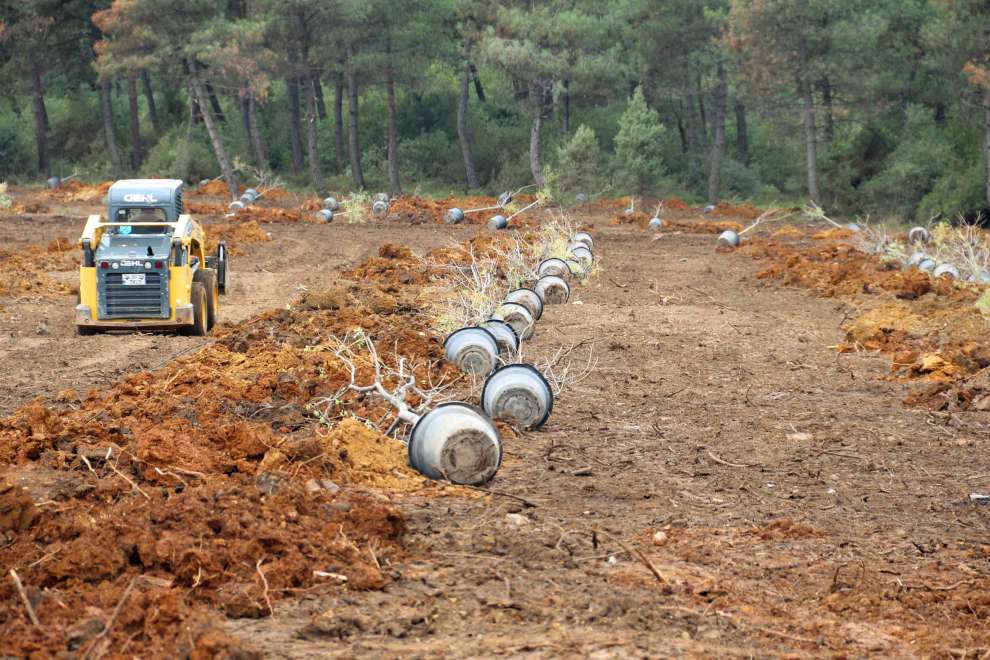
312;70;327;120
303;74;327;198
285;48;305;171
182;60;202;123
562;79;570;133
187;61;238;200
820;76;835;142
529;99;545;187
697;74;708;145
984;90;990;210
684;89;698;153
734;100;750;165
248;92;267;171
239;92;253;161
470;62;486;102
345;42;365;189
99;78;121;177
126;73;143;170
384;31;402;195
457;60;480;190
798;40;820;204
707;63;728;205
205;81;226;123
140;70;161;135
675;111;688;154
26;50;50;178
333;72;345;173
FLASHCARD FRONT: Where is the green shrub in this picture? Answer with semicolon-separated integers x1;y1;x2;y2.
0;118;34;178
612;87;666;195
555;124;602;194
399;130;461;184
142;126;217;182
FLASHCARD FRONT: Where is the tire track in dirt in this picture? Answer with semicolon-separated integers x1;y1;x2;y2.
226;222;989;657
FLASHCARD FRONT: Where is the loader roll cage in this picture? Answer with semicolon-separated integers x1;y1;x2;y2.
79;214;208;267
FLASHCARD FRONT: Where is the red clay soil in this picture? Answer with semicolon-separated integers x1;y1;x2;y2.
0;238;78;298
387;195;540;226
206;220;272;255
0;238;484;657
611;211;743;234
741;236;990;411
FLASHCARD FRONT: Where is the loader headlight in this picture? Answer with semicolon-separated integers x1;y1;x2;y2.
145;262;152;270
111;262;119;269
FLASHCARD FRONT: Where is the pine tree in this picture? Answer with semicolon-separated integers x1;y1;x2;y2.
612;87;666;196
556;124;602;194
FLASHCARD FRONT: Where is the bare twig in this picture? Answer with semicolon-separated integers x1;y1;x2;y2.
9;569;39;627
707;450;753;469
82;576;138;659
455;483;539;508
256;559;274;617
596;529;667;585
104;448;151;500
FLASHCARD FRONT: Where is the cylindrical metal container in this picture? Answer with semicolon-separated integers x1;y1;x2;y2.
443;327;500;376
481;319;519;357
481;364;554;430
494;302;535;341
488;215;508;231
537;258;570;280
505;288;544;320
408;403;502;485
718;230;740;247
534;275;570;305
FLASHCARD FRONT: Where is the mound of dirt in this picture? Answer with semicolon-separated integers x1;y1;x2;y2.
771;225;805;239
0;239;78;299
43;180;112;203
746;240;965;300
386;195;540;226
712;201;761;220
194;179;235;197
206;220;272;254
0;228;513;655
615;211;743;234
812;227;856;240
323;418;427;492
187;202;311;224
744;236;990;410
663;197;690;211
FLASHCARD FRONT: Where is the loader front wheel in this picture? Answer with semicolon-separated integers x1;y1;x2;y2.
181;282;209;337
196;269;219;329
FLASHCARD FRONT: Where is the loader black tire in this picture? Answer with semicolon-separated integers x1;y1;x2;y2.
196;268;219;329
216;242;228;294
181;282;209;337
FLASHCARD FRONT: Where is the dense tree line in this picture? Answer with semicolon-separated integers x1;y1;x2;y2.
0;0;987;220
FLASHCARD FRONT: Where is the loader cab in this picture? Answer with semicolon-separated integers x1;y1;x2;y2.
107;179;184;223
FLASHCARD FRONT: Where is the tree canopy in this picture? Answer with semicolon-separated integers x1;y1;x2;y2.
0;0;986;220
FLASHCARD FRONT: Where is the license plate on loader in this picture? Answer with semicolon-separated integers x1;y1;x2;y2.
122;273;146;286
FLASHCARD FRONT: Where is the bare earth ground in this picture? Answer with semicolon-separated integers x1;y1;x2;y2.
1;197;988;657
0;212;463;415
227;225;989;657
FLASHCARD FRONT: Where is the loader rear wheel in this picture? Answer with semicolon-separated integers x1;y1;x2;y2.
181;282;209;337
216;242;228;294
196;269;219;329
